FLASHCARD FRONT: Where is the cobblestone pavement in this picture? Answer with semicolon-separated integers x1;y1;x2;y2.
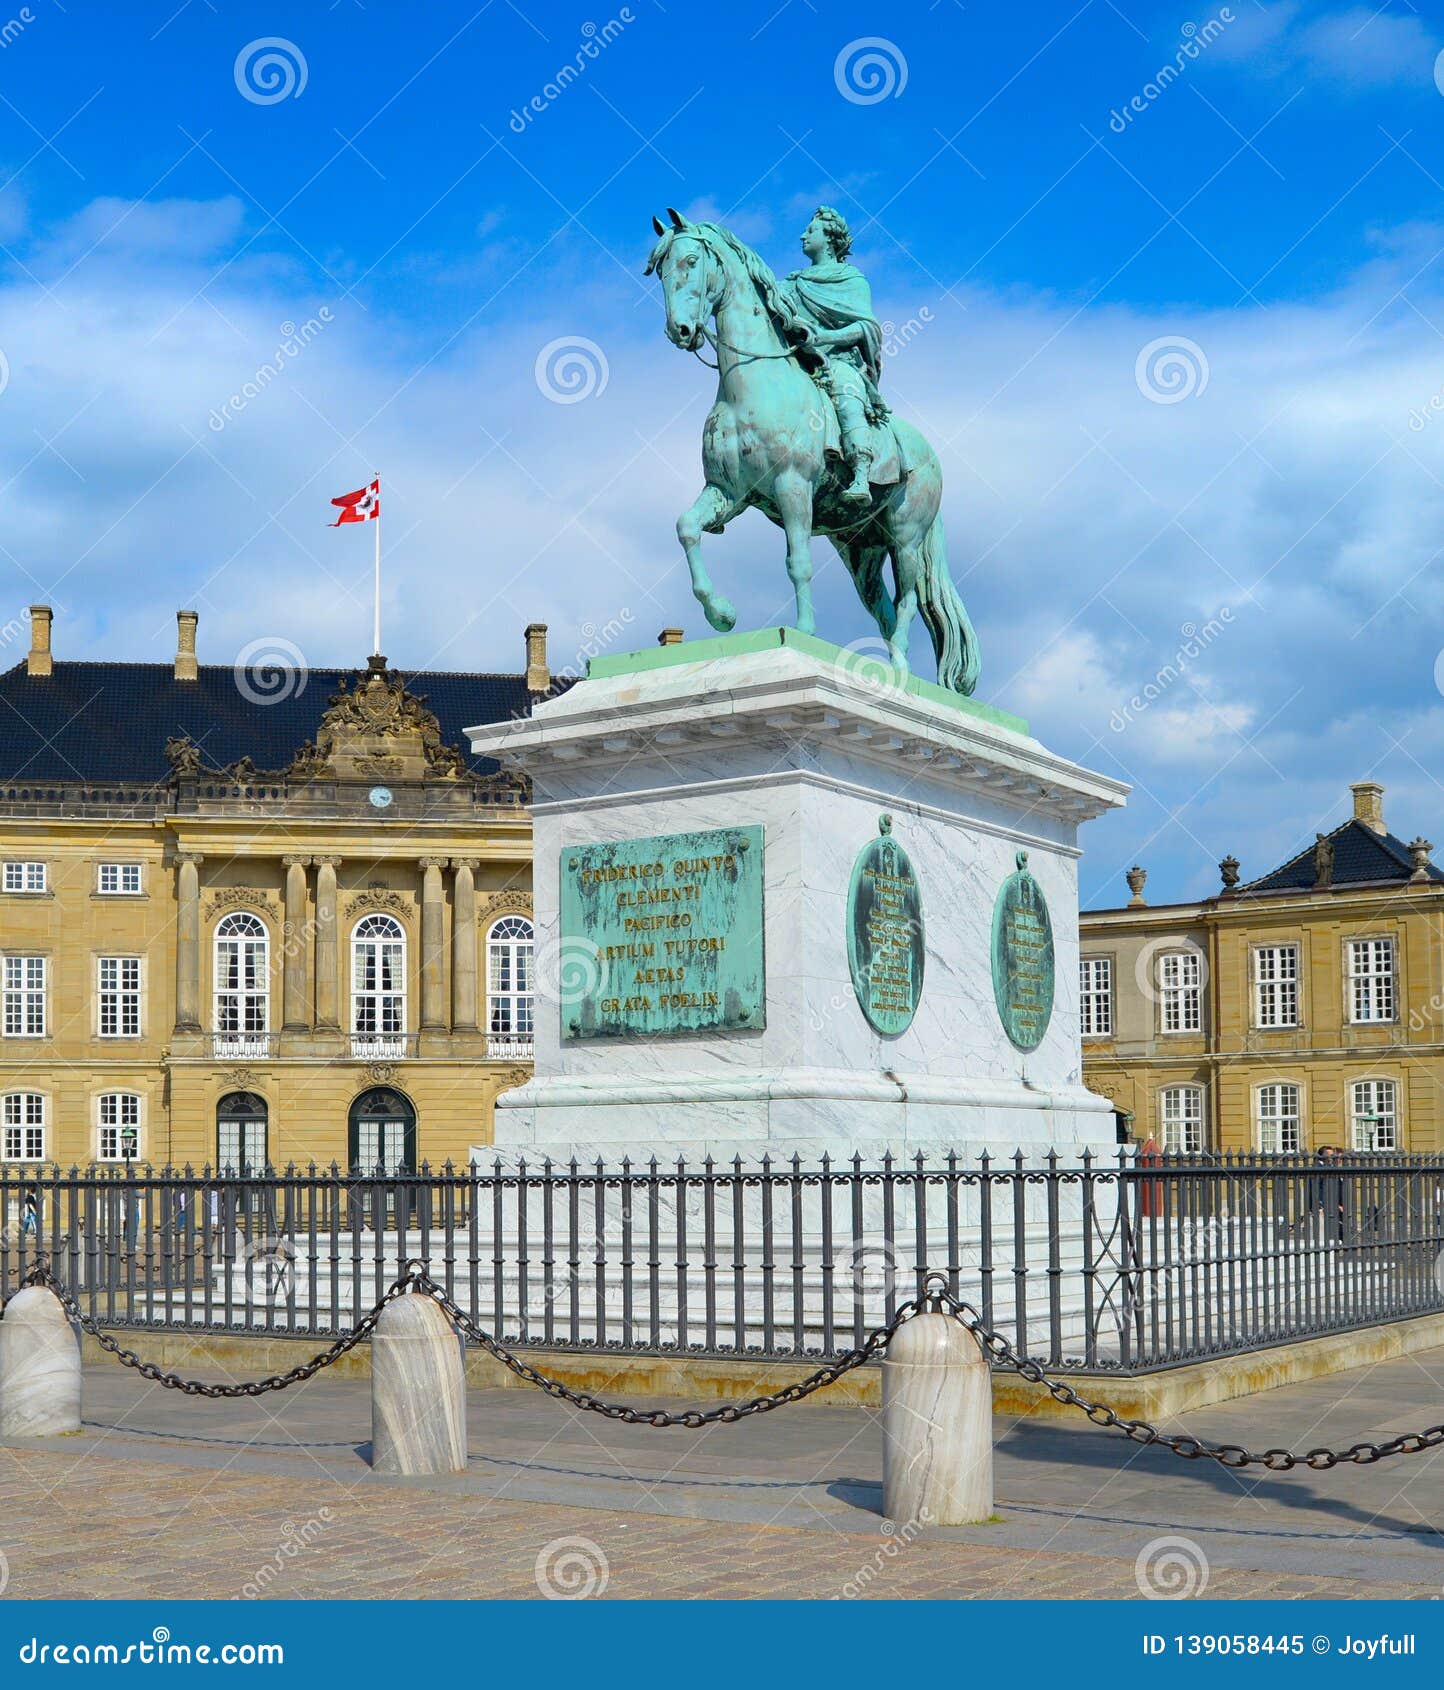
4;1339;1444;1600
0;1445;1430;1601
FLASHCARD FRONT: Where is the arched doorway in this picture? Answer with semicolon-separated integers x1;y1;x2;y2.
217;1091;269;1173
348;1087;417;1231
347;1087;416;1174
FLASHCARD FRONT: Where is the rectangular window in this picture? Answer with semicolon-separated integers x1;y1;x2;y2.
1079;957;1113;1037
2;861;45;894
1348;938;1396;1023
1160;1086;1204;1153
1254;944;1300;1028
1158;950;1202;1033
1351;1079;1397;1152
1;1092;46;1161
97;1092;141;1161
1257;1082;1302;1154
2;955;46;1036
98;956;141;1037
97;862;142;896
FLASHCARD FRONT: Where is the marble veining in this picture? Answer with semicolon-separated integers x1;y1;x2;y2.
0;1286;82;1437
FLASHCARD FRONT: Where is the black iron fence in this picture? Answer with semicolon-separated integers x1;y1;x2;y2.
2;1150;1442;1374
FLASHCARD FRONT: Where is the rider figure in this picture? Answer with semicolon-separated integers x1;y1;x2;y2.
782;207;885;511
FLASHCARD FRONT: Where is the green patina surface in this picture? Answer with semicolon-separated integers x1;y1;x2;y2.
559;825;766;1041
587;628;1027;735
845;814;924;1038
991;850;1055;1053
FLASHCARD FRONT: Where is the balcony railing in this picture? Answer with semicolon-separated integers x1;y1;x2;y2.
207;1033;277;1060
348;1033;417;1060
486;1035;535;1060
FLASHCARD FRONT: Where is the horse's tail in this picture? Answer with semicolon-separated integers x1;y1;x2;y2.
917;513;980;696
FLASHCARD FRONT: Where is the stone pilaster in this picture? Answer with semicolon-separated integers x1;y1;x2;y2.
313;856;341;1029
419;858;448;1033
282;856;311;1031
173;851;203;1034
451;859;479;1033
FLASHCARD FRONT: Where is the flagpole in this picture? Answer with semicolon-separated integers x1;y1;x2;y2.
372;472;381;657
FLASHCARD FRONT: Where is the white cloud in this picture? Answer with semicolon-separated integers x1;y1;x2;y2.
1209;1;1440;92
3;193;1444;903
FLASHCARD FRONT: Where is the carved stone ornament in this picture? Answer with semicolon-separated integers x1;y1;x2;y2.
495;1065;532;1090
205;887;278;920
165;735;202;775
366;1062;396;1083
479;888;534;921
347;884;410;918
223;1068;263;1090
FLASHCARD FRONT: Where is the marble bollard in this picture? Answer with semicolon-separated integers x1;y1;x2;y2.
370;1291;467;1476
0;1286;82;1437
882;1312;992;1527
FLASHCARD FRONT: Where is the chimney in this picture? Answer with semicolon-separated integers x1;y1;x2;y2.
174;609;198;682
657;627;684;647
26;605;51;677
1125;865;1147;907
524;622;550;694
1351;780;1386;835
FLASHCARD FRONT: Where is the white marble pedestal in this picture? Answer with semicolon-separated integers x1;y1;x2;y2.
467;629;1127;1162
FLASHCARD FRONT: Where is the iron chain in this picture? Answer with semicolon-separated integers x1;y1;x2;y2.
934;1279;1444;1471
15;1262;1444;1464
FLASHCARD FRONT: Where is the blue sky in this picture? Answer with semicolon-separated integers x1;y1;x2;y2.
4;0;1444;906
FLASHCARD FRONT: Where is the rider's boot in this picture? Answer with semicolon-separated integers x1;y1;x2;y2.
841;446;874;510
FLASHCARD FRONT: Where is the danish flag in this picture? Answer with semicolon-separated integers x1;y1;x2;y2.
329;478;380;525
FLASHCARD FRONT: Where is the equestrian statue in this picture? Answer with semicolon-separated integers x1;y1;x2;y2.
646;205;980;695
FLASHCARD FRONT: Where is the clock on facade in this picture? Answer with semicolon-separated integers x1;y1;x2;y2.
368;785;394;809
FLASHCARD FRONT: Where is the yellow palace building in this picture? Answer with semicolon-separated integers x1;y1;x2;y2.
0;606;552;1174
1080;781;1444;1155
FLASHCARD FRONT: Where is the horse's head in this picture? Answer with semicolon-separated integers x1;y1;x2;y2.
645;208;720;353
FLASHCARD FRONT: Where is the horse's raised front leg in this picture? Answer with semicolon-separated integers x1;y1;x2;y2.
676;485;737;632
772;470;816;637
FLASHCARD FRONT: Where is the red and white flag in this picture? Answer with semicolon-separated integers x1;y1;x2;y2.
329;478;379;525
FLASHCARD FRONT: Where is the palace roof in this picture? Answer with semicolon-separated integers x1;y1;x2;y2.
1239;817;1444;894
0;657;542;784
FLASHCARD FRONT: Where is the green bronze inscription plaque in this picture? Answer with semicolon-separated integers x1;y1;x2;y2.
559;825;765;1040
991;850;1055;1052
846;814;924;1037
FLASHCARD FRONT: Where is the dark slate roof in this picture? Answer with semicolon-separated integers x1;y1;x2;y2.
0;659;537;783
1241;818;1444;894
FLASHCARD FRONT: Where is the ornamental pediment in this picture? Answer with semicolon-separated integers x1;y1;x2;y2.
310;657;465;783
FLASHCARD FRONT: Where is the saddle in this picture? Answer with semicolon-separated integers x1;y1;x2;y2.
811;397;908;489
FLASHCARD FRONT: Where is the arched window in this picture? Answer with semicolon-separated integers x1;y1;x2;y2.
1158;1085;1204;1154
1;1092;46;1162
351;914;407;1055
214;911;270;1056
348;1087;416;1175
487;915;534;1056
1351;1079;1397;1152
96;1092;142;1163
216;1091;268;1174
